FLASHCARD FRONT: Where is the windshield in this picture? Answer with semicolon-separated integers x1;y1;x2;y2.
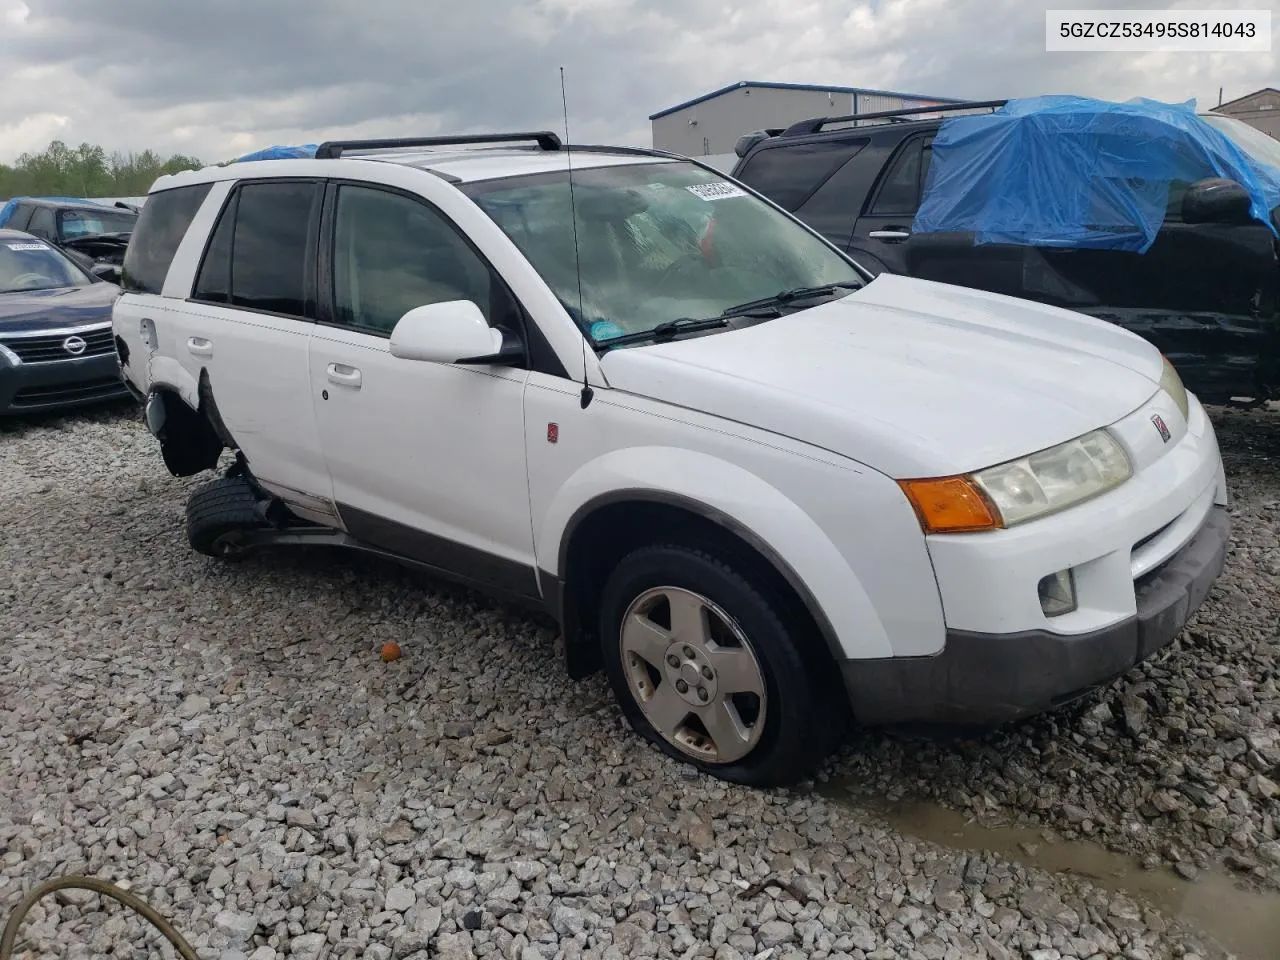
0;238;91;293
57;207;137;239
462;160;864;343
1199;114;1280;171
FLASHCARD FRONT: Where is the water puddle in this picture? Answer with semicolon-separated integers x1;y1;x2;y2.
817;782;1280;960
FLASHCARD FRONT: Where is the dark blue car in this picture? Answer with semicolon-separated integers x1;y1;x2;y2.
0;228;132;415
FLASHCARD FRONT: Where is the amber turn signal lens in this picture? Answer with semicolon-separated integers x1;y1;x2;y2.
898;476;1001;534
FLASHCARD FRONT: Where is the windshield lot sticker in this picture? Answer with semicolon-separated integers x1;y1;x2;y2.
6;242;48;251
685;182;747;201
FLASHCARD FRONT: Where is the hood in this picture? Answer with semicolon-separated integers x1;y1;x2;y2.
0;283;119;335
600;273;1164;478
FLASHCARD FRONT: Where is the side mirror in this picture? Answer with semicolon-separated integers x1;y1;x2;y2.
1181;177;1254;225
388;300;522;365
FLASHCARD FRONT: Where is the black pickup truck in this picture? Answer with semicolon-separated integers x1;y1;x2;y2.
731;99;1280;405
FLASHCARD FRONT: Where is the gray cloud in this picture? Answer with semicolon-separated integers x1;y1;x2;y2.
0;0;1274;165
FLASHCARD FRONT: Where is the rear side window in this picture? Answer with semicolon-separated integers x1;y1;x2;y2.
735;139;869;211
7;204;34;230
192;180;320;317
121;183;213;294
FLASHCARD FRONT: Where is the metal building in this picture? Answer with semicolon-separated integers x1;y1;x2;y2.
650;80;966;160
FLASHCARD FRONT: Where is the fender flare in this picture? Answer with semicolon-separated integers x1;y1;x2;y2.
540;446;893;660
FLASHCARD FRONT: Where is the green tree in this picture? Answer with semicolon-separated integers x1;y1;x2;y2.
0;139;203;200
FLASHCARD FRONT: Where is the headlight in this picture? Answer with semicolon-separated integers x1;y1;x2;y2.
1160;355;1189;421
971;429;1132;527
900;428;1133;533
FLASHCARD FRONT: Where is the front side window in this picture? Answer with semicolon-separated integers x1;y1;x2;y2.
870;139;925;215
330;185;498;335
0;238;91;293
462;161;862;343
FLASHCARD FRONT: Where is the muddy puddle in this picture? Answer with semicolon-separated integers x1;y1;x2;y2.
817;781;1280;960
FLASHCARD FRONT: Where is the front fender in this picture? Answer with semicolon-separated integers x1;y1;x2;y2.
539;446;894;659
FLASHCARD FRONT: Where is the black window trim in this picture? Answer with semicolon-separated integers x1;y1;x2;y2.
186;176;324;324
315;177;569;379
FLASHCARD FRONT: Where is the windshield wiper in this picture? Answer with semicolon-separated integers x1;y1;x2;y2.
720;281;863;318
591;280;863;350
595;316;731;349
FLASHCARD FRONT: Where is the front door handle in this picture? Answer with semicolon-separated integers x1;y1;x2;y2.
326;362;362;388
868;229;911;242
187;336;213;358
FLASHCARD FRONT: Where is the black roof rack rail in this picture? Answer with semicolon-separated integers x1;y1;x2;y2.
780;99;1008;137
314;131;562;159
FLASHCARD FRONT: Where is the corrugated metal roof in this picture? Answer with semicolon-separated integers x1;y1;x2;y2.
648;80;966;121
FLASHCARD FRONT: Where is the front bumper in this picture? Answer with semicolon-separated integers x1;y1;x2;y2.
841;504;1230;726
0;351;132;415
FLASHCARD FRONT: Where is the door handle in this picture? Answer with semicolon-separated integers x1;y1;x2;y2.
326;362;362;388
187;336;213;358
868;229;911;241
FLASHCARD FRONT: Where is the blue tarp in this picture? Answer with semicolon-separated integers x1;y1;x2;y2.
233;144;318;162
0;195;105;228
912;95;1280;253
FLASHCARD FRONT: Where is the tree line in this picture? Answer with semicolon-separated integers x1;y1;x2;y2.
0;140;204;199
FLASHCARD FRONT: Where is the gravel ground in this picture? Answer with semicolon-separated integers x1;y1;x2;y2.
2;400;1278;960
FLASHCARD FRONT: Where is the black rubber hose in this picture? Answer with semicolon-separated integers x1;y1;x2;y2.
0;876;200;960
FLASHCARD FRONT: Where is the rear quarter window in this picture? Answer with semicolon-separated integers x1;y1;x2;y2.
121;183;213;295
735;138;869;211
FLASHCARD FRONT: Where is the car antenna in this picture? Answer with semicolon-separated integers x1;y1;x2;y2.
561;66;593;409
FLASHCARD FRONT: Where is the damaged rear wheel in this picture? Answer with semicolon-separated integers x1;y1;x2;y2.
186;476;267;559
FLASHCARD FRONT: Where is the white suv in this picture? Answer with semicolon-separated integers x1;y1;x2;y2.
111;131;1231;787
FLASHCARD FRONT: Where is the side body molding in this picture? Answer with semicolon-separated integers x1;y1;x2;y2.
538;446;895;660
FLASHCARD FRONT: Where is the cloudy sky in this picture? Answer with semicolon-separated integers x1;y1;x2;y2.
0;0;1275;165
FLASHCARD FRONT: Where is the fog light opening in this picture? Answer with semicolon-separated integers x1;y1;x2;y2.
1038;568;1077;617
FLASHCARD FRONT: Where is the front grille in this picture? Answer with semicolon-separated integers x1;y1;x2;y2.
11;377;127;408
0;326;115;364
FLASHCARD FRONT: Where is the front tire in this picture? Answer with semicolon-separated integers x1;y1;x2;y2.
598;543;848;787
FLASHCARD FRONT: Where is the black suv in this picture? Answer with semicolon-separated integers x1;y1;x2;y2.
731;100;1280;405
0;197;137;279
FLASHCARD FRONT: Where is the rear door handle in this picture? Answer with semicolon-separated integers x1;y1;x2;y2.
326;362;362;388
868;229;911;241
187;336;213;358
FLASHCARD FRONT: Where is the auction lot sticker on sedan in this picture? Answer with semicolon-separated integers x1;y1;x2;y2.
685;181;747;201
1046;9;1271;51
